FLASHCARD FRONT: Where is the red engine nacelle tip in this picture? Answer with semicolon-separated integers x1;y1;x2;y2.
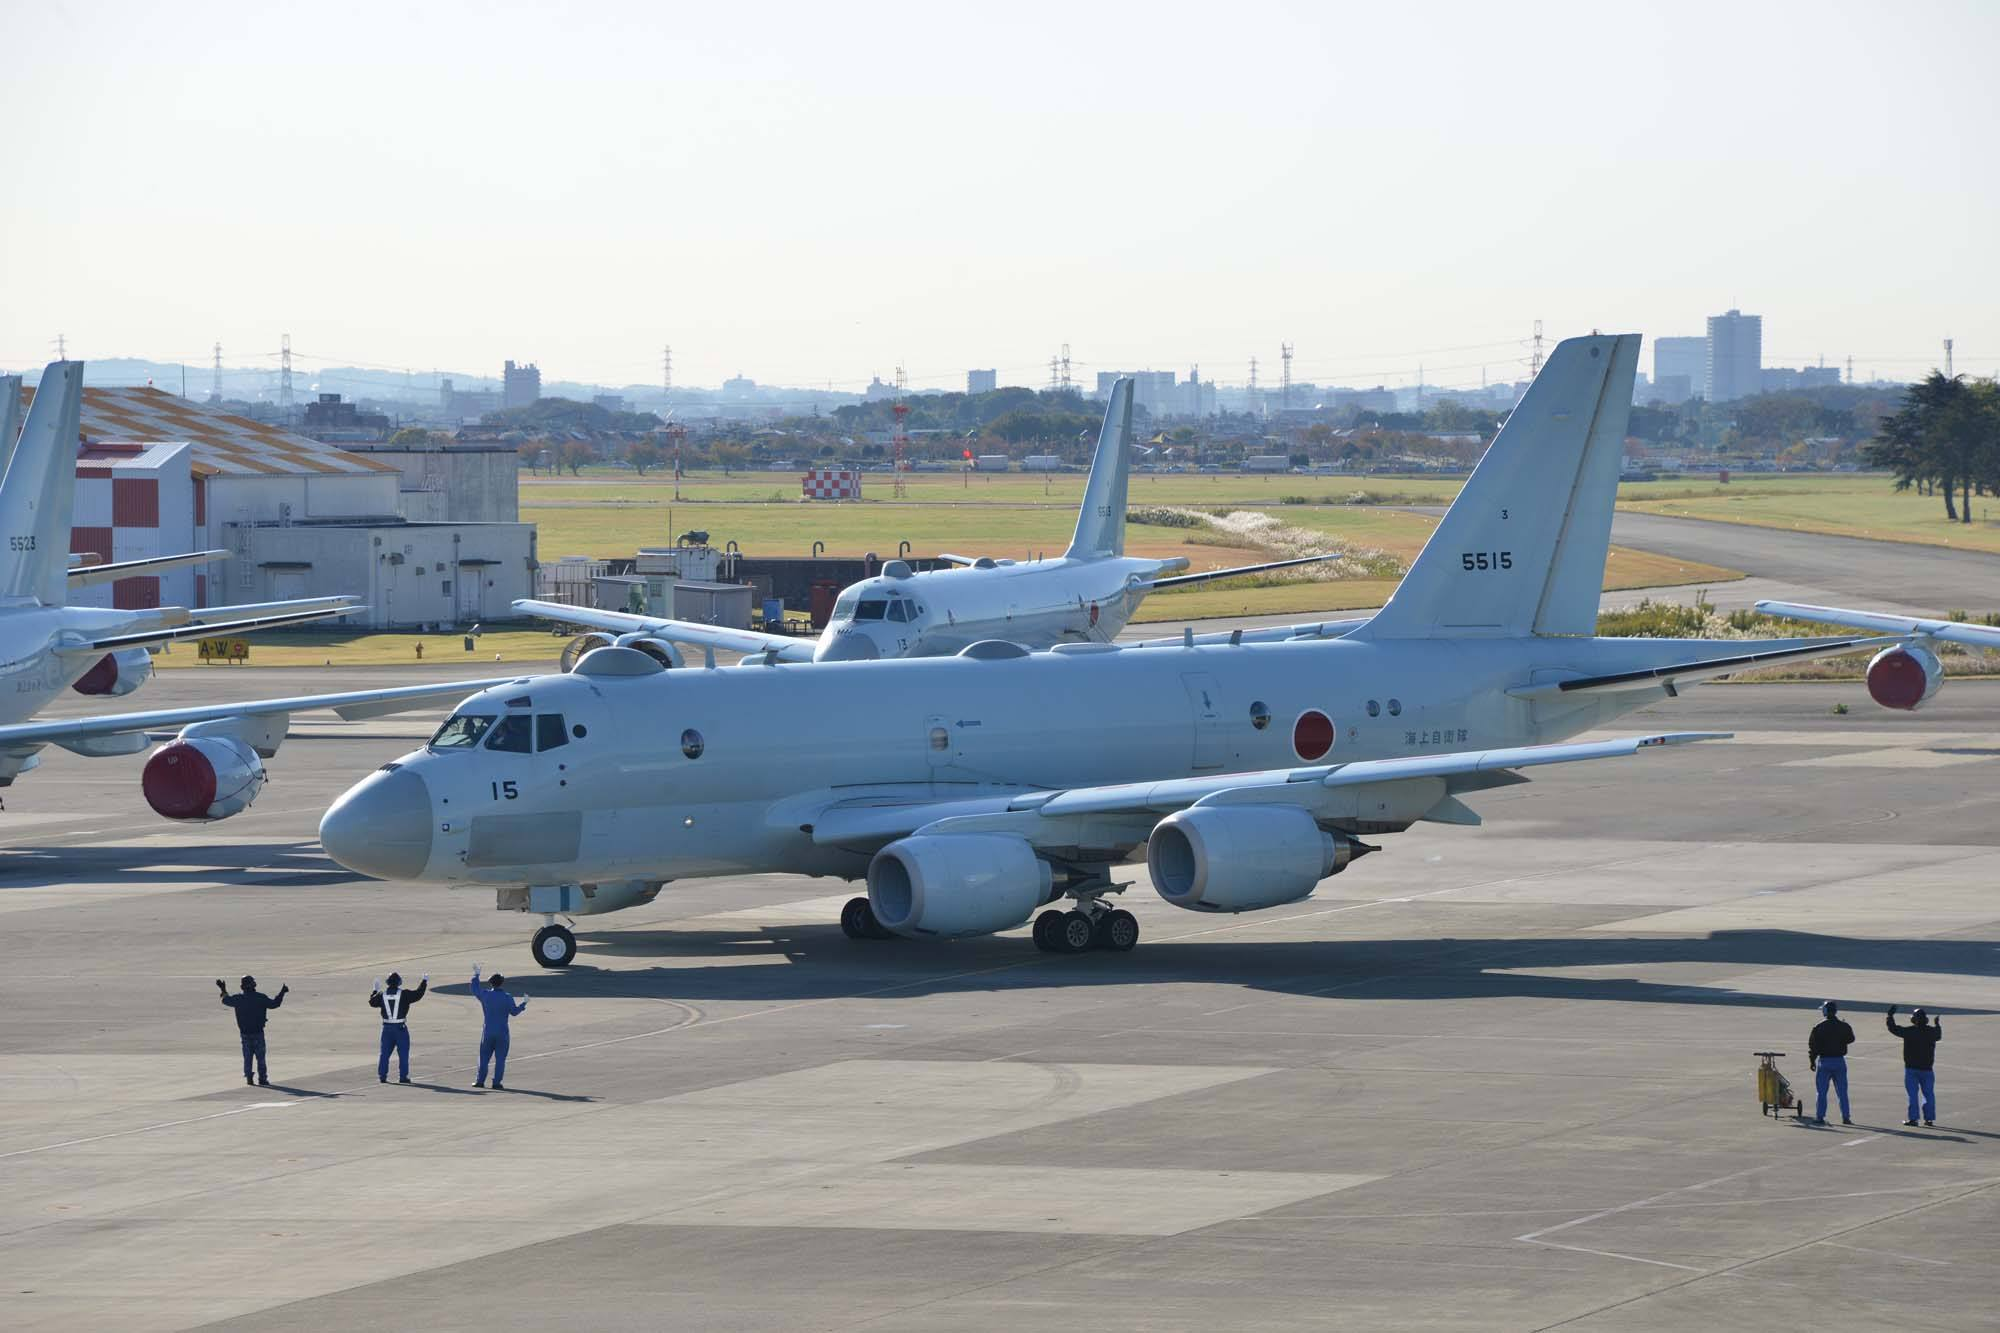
1865;644;1942;711
72;647;152;697
141;736;265;821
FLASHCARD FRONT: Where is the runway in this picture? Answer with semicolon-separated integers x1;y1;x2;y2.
2;670;1997;1331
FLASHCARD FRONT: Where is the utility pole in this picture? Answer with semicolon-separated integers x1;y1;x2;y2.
1280;342;1294;411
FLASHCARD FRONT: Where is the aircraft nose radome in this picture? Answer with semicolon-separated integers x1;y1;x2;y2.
319;766;433;880
817;632;880;662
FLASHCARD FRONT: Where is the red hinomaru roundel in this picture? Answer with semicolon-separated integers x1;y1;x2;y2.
1292;709;1334;761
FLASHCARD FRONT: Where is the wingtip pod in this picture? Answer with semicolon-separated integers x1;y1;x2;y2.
1064;377;1134;561
1;362;86;607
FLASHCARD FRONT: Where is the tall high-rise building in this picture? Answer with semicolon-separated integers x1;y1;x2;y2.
1705;310;1762;403
966;369;998;395
503;359;542;409
1653;337;1707;401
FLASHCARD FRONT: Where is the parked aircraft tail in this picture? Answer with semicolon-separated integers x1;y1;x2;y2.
1064;377;1134;561
1355;333;1639;639
0;362;85;607
0;376;21;479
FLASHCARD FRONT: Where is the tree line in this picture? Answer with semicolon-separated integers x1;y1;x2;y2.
1864;373;2000;522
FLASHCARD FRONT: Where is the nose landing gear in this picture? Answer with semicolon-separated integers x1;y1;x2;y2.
839;896;896;940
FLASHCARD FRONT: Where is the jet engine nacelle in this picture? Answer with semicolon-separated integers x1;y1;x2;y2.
615;633;685;669
71;647;153;697
1866;643;1942;711
141;735;266;821
1147;805;1352;912
561;633;618;672
866;834;1056;938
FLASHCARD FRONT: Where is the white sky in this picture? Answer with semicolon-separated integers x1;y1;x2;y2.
3;0;1995;391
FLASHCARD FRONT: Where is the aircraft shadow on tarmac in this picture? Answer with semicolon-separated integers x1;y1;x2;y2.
0;840;359;889
531;925;2000;1017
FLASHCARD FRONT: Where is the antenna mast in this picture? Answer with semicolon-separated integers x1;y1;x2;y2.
892;364;909;499
1280;342;1294;410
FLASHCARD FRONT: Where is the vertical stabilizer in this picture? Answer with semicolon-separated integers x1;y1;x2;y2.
0;376;20;479
0;362;85;606
1355;333;1639;639
1064;377;1134;560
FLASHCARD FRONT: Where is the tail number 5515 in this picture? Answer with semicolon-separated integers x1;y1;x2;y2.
1461;551;1512;571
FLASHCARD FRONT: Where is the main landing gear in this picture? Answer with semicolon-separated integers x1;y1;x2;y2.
1032;905;1138;954
531;919;577;968
840;896;896;940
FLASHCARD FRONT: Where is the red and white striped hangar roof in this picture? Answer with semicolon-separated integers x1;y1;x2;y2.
16;385;399;479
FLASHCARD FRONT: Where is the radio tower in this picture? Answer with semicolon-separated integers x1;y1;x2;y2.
1944;338;1955;378
1529;319;1545;378
662;344;673;397
210;342;223;402
279;333;294;423
1846;354;1854;385
1280;342;1294;410
54;333;67;360
891;362;910;500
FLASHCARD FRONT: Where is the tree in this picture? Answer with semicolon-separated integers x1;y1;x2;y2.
713;443;750;475
626;440;665;476
388;426;431;447
516;439;546;474
557;441;594;477
1866;373;1974;522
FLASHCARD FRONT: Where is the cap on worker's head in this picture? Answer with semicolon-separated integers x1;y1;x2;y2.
1820;1000;1838;1016
387;972;402;988
1913;1007;1929;1023
489;973;505;988
240;975;255;989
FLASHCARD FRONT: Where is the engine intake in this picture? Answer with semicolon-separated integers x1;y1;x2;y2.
866;834;1055;938
1148;805;1354;912
1866;643;1942;711
142;735;266;821
561;633;618;672
72;647;153;697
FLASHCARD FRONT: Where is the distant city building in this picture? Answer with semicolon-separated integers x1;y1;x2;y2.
592;394;627;413
1653;337;1708;401
1705;310;1762;403
1094;370;1180;418
300;392;391;442
502;359;541;409
1645;374;1694;405
1760;365;1843;393
721;373;757;396
966;368;998;395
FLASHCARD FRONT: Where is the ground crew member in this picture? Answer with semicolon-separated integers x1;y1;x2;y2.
217;975;287;1086
1808;999;1856;1125
370;972;428;1083
470;964;530;1090
1886;1006;1943;1127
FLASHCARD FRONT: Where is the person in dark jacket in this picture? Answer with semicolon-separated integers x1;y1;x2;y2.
1807;999;1856;1125
1886;1006;1943;1127
369;972;428;1084
218;975;287;1086
470;964;530;1090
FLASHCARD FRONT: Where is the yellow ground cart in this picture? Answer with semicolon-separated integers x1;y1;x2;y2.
1756;1051;1806;1120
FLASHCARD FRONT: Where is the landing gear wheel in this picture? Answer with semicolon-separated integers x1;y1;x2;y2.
1057;910;1096;954
1097;909;1139;952
531;923;576;968
841;897;876;940
1031;909;1068;953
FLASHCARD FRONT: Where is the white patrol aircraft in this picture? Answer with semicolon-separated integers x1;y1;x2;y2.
1754;600;2000;710
321;334;1910;969
0;364;513;818
512;377;1335;667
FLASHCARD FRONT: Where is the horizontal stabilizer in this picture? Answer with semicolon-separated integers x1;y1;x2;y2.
68;550;229;588
511;598;815;661
82;603;361;653
1755;600;2000;652
1139;553;1339;590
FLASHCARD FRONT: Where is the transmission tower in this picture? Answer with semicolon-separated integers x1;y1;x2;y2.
1846;355;1854;385
1280;342;1294;410
1059;343;1072;392
210;342;223;402
1944;338;1955;378
54;333;67;360
891;362;910;499
1529;319;1545;378
279;333;294;422
662;344;673;396
1048;354;1061;392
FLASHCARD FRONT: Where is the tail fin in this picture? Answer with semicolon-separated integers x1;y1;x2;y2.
1356;333;1639;640
1064;377;1134;560
0;362;85;607
0;376;21;480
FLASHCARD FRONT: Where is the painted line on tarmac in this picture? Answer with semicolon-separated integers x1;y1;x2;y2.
0;1101;299;1160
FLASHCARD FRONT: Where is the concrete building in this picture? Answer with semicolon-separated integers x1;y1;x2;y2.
341;441;520;523
1706;310;1762;403
503;359;542;409
1653;337;1708;401
1761;365;1843;393
438;377;503;423
28;384;537;626
300;393;391;442
1094;370;1180;419
67;441;197;611
966;369;998;395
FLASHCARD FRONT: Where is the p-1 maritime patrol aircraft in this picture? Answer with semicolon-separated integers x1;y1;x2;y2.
321;334;1907;968
513;377;1334;666
0;364;513;818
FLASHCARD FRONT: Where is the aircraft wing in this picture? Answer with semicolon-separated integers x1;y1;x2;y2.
1137;553;1340;590
933;553;980;567
68;550;228;588
76;604;363;654
1505;636;1902;700
1123;618;1369;650
809;731;1727;853
1756;600;2000;651
511;598;816;661
0;676;519;750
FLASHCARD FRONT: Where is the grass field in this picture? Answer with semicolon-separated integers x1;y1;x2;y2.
1618;474;2000;553
154;629;564;670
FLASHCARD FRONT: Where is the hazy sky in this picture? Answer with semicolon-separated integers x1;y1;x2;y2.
4;0;1995;391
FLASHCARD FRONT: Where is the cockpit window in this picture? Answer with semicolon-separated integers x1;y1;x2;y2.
485;714;534;753
854;600;888;621
536;714;569;751
886;600;908;622
428;713;494;749
833;591;859;617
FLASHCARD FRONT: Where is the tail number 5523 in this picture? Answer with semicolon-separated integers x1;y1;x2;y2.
1461;551;1512;571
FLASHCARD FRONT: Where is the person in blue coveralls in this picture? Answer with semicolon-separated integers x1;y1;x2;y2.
471;964;530;1090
